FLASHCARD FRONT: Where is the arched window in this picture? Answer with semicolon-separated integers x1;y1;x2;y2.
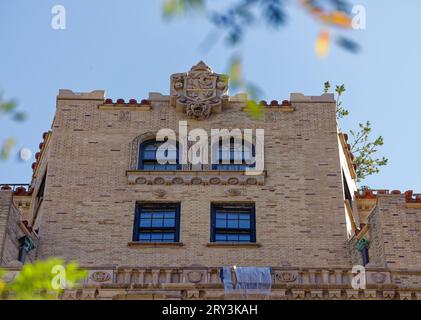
138;140;180;170
212;138;255;171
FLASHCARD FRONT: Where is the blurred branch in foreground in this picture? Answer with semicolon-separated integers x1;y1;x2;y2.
162;0;361;56
0;258;87;300
227;55;265;121
0;93;27;160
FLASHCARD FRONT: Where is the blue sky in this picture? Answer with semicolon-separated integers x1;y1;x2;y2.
1;0;420;191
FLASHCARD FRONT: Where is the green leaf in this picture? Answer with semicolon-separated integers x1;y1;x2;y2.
162;0;203;18
228;56;244;90
245;100;265;121
0;137;16;160
7;258;87;300
323;81;331;94
12;111;28;122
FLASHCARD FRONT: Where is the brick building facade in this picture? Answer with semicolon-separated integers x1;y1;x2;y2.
1;62;420;299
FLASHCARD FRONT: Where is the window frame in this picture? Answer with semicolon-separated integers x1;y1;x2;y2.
210;203;256;243
133;203;181;243
361;247;369;266
138;139;181;171
212;138;256;171
343;171;353;209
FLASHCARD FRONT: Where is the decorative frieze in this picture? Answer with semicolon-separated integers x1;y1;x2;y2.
127;170;266;186
274;271;298;283
40;266;419;300
88;270;113;284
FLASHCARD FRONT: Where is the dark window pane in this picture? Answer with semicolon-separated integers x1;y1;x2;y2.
139;219;152;227
215;213;226;219
143;150;156;160
163;233;175;241
135;203;180;243
140;140;180;171
227;220;239;229
154;212;164;218
144;144;158;150
227;213;239;220
211;204;255;243
163;219;175;227
164;212;175;219
227;234;239;241
151;219;163;227
215;234;227;241
216;219;226;228
143;164;156;170
239;220;250;228
154;233;165;240
139;233;151;241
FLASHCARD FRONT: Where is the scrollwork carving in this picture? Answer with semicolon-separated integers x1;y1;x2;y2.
170;61;228;120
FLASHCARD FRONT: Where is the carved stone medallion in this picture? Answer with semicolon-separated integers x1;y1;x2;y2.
90;271;112;283
170;61;228;120
370;272;386;284
274;271;298;283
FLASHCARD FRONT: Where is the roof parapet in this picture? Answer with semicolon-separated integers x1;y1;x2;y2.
57;89;105;101
290;93;335;103
356;189;421;204
148;92;169;101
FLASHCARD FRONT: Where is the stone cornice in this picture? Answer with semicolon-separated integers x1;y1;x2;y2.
338;132;357;180
4;265;421;300
126;170;266;186
32;131;52;179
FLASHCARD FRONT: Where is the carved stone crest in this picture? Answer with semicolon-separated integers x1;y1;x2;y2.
170;61;228;120
90;271;112;283
187;271;203;283
370;272;386;284
274;271;298;283
225;188;242;197
153;189;167;198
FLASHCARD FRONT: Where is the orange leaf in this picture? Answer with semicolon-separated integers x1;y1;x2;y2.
315;29;330;58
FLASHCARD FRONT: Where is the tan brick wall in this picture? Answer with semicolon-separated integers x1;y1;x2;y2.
367;195;421;270
0;190;13;261
33;92;352;269
0;191;37;265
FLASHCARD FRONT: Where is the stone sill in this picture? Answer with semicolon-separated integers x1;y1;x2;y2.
206;242;261;248
128;242;184;248
127;170;266;186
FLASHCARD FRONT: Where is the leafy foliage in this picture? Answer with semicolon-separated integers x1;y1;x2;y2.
227;56;265;120
0;258;87;300
162;0;204;18
349;122;388;181
324;82;349;119
0;94;26;122
0;93;27;160
0;137;16;160
324;81;388;182
162;0;359;53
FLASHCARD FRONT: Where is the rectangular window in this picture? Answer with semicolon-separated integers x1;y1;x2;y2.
343;172;353;209
133;203;180;242
361;247;369;266
211;203;256;243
